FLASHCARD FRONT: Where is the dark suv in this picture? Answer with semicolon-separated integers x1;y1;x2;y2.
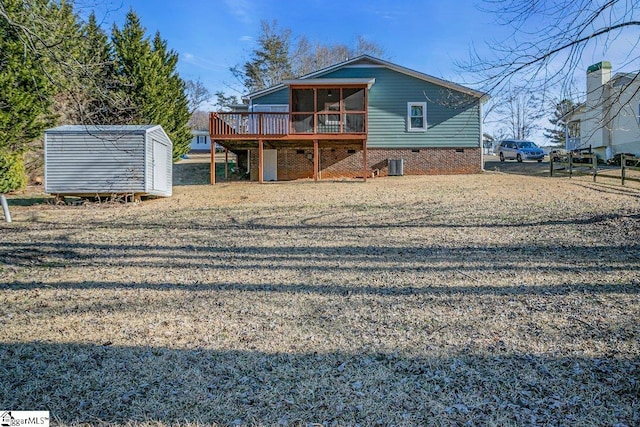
497;139;545;162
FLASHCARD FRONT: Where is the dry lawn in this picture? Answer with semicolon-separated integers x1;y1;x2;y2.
1;171;640;426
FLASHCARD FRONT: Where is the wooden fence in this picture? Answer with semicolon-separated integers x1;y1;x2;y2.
621;154;640;186
549;153;598;182
550;153;640;186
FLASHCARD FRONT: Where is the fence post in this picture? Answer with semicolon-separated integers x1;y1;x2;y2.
621;154;626;186
568;152;573;178
1;194;11;223
549;155;554;177
591;153;597;182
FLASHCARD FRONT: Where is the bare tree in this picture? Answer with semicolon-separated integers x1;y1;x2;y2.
460;0;640;150
229;20;386;96
493;87;545;140
460;0;640;97
187;110;210;131
291;35;385;77
185;79;212;114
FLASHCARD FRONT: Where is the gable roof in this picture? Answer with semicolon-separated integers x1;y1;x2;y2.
246;55;488;101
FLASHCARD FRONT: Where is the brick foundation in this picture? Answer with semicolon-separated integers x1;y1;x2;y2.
250;147;481;181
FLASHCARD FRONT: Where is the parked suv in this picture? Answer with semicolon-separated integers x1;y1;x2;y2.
497;139;545;162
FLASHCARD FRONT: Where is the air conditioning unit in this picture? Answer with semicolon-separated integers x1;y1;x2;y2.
388;159;404;176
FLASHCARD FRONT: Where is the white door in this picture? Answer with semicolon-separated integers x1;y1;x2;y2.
153;139;169;192
263;149;277;181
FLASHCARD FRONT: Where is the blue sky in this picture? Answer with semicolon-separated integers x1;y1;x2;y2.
89;0;638;141
92;0;494;98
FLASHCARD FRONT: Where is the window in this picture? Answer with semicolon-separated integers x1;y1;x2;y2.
407;102;427;132
197;135;207;144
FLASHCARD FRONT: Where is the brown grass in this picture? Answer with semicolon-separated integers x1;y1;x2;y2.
1;171;639;426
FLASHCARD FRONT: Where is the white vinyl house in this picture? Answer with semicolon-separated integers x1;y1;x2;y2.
45;125;173;197
563;62;640;159
190;130;212;152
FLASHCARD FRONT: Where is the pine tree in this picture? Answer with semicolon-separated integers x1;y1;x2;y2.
150;32;192;159
544;99;576;146
111;10;191;159
76;12;117;124
232;20;294;93
0;0;54;192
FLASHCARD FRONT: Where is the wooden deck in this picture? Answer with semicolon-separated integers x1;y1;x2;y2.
209;112;367;141
208;112;368;185
208;83;371;184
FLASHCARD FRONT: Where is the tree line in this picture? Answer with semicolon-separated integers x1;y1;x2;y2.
215;20;385;110
0;1;193;193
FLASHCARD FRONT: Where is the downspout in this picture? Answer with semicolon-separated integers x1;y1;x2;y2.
479;99;485;171
605;82;613;159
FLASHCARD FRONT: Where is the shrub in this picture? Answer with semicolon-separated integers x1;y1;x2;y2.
0;150;27;193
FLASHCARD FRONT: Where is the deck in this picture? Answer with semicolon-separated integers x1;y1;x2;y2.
208;112;369;184
209;112;367;142
208;83;372;184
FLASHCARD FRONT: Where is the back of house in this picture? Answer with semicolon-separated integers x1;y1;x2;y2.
210;55;487;183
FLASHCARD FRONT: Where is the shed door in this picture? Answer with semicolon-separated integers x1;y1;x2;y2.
263;149;277;181
153;139;169;191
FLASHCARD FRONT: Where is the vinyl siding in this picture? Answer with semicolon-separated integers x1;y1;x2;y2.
251;67;481;148
252;89;289;106
44;126;173;197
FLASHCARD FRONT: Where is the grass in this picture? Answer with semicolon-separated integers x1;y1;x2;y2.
1;172;639;426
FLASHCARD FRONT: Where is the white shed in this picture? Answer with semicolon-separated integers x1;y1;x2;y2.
45;125;173;197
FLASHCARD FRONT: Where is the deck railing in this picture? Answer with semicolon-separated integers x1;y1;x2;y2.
210;112;366;137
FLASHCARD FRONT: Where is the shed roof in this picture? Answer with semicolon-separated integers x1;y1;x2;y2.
46;125;160;134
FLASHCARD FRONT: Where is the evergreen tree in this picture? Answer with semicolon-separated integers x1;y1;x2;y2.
232;20;294;93
0;0;54;192
150;32;192;158
544;99;576;146
76;12;117;124
229;20;385;96
111;10;191;159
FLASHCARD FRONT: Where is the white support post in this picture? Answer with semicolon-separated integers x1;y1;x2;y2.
1;194;11;223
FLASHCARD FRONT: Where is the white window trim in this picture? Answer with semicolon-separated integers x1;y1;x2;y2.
407;102;427;132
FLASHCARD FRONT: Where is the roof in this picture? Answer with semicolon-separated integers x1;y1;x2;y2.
46;125;160;134
282;77;376;89
247;55;487;101
560;103;586;122
587;61;612;74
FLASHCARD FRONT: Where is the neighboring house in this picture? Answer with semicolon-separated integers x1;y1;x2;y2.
190;130;211;152
209;55;488;183
562;61;640;160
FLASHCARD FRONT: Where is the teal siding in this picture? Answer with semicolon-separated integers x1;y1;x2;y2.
252;88;289;106
251;67;481;148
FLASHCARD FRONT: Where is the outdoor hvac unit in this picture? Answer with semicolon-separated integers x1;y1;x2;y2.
388;159;404;176
44;125;173;198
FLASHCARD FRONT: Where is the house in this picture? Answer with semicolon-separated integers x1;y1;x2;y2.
190;130;212;152
209;55;488;183
562;61;640;159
